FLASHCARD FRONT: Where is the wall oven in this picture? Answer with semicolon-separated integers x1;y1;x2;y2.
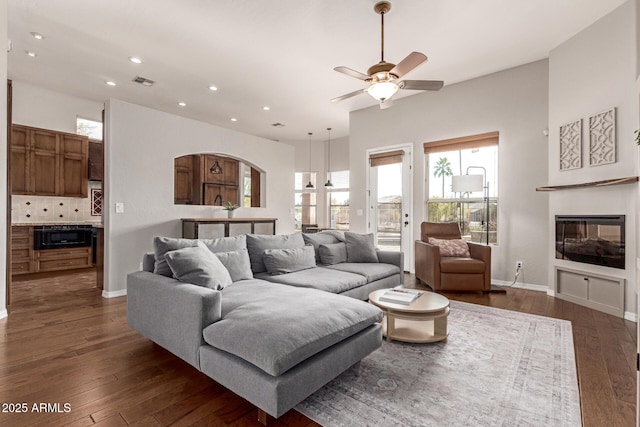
34;225;93;250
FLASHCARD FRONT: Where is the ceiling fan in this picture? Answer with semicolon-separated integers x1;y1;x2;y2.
331;1;443;109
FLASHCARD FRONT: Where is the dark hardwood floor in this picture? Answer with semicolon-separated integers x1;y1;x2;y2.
0;271;635;426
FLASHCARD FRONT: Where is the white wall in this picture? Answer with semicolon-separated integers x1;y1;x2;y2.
548;1;638;316
350;60;550;285
0;0;8;318
104;99;296;294
12;81;103;132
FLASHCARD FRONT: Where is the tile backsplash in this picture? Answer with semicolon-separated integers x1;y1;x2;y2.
11;182;103;224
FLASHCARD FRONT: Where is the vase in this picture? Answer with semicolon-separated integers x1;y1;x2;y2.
227;210;234;218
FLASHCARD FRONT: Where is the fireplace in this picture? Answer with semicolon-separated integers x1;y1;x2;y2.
555;215;625;269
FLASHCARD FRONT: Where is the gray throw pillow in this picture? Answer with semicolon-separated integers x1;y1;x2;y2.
303;232;341;261
262;246;316;275
153;236;200;277
246;232;305;273
165;244;232;290
318;242;347;265
201;234;247;254
213;249;254;282
345;232;378;263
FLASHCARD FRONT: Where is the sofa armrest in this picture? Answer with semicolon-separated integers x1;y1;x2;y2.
127;271;222;369
415;240;440;289
376;251;404;284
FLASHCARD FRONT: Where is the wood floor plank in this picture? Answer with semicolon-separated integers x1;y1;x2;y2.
0;270;634;427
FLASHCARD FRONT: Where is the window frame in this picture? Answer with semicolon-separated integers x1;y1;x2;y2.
294;172;318;230
424;133;499;244
327;170;350;231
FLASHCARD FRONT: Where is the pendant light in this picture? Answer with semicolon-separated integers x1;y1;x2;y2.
324;127;334;188
305;132;314;189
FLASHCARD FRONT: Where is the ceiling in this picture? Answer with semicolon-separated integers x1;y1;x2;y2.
7;0;626;144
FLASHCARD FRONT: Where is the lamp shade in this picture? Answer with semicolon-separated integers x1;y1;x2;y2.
452;174;483;193
367;81;399;101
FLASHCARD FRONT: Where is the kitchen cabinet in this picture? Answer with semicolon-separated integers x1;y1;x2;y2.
88;140;103;181
61;133;89;197
35;247;92;273
174;155;201;204
11;226;35;275
175;154;240;206
203;155;238;185
203;183;239;206
11;225;93;276
11;124;89;197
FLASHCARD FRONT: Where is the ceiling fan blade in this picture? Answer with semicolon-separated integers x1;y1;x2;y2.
334;66;370;81
390;52;427;78
399;80;444;91
330;88;367;103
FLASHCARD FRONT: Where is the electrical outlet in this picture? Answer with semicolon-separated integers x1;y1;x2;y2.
516;261;523;270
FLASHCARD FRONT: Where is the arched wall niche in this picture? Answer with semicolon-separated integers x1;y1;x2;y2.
174;153;266;207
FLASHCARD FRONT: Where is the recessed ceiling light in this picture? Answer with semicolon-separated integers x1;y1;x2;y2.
25;51;37;57
178;102;187;107
30;32;44;40
230;117;238;122
105;81;116;87
263;106;270;111
129;56;143;64
208;85;218;91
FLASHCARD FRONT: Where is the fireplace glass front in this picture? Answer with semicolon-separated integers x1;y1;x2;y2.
555;215;625;269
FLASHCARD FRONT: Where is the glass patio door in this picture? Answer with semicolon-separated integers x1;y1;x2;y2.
368;146;412;271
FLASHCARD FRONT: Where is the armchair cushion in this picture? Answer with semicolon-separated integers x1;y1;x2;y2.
439;257;486;274
427;237;470;257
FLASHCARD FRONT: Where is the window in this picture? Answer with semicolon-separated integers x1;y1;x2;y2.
243;174;252;207
328;170;349;230
76;117;102;140
294;172;317;230
424;132;499;244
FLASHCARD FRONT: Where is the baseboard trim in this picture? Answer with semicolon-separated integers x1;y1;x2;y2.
624;311;638;322
102;289;127;298
0;309;7;319
492;280;549;293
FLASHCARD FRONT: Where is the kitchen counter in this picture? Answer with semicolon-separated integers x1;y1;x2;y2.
12;221;103;227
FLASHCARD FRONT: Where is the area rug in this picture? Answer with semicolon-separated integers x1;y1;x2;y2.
296;300;581;427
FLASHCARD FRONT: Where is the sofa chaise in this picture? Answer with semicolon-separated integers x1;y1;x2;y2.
127;231;403;422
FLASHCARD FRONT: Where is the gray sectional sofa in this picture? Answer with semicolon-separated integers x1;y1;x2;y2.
127;231;403;421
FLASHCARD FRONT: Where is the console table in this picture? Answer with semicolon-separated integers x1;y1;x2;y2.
182;218;277;239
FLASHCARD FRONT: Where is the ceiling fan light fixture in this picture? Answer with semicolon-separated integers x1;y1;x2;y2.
367;81;398;101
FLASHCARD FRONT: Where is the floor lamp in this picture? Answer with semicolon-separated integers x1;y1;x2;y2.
452;166;490;245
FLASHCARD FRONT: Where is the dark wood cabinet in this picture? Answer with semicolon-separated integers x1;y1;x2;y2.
175;155;201;204
203;155;239;186
35;247;92;272
10;125;29;194
203;183;239;206
11;226;34;275
30;128;60;195
88;140;103;181
175;154;240;206
11;225;94;276
61;134;88;197
11;124;89;197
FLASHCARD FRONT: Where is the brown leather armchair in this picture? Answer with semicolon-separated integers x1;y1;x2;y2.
415;222;491;292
